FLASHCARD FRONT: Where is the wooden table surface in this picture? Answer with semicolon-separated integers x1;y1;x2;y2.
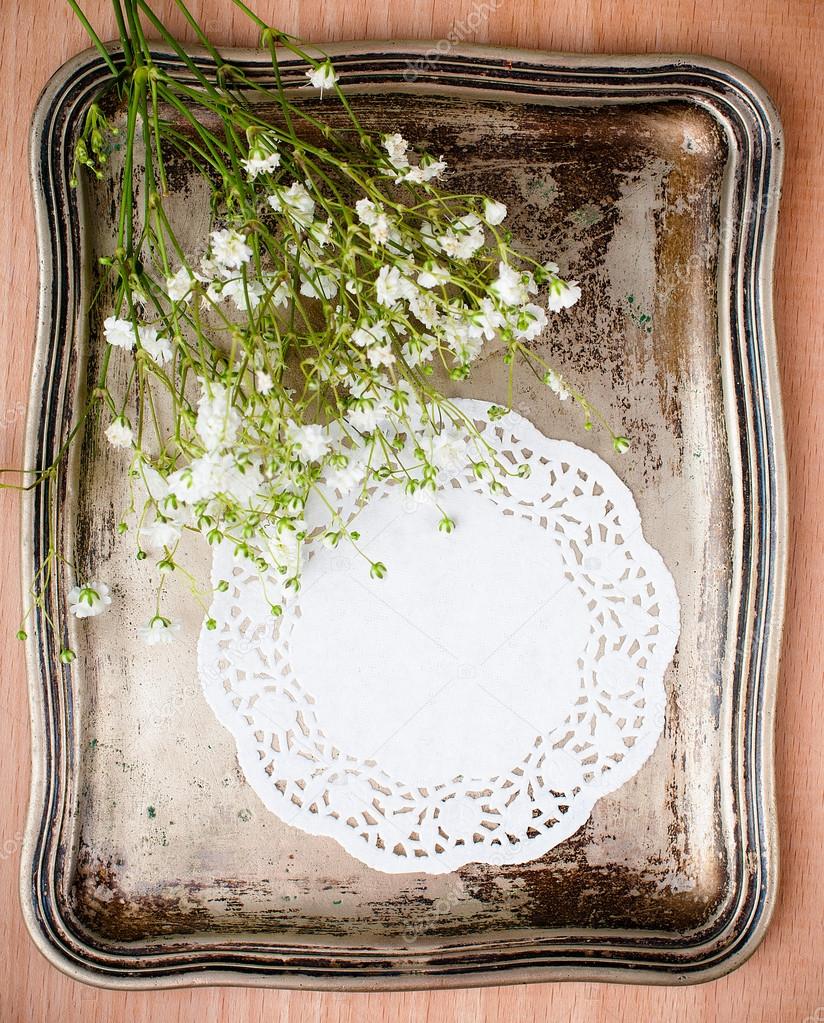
1;1;822;1020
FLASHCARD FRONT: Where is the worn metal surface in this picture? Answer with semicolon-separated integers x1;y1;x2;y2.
21;43;786;988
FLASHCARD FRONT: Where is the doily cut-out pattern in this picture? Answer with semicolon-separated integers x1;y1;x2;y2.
198;399;680;873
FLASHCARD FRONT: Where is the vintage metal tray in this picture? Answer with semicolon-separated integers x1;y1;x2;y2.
22;42;786;988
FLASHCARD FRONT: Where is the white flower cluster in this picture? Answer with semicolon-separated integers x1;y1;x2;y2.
36;15;625;667
85;116;585;645
381;133;447;185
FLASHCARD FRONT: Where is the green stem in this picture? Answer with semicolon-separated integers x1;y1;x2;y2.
66;0;119;76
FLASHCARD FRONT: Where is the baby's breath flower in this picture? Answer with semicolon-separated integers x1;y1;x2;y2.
354;198;398;246
325;455;367;494
68;581;111;619
403;157;447;184
483;198;508;225
139;519;182;552
366;342;396;369
382;132;410;171
308;219;332;248
376;265;416;308
370;212;394;245
355;198;378;224
103;316;136;350
489;261;533;306
37;4;621;662
417;264;450;289
382;133;446;183
429;429;467;472
268;279;291;307
346;397;387;433
210;228;253;270
290;423;329;462
139;616;180;646
196;381;240;451
352;321;387;347
222;276;265;310
437;214;485;259
544;369;571;400
105;417;133;448
166;266;193;303
268;181;316;227
546;276;582;312
401;336;437;367
299;269;338;301
474;298;505;340
138;325;173;365
241;150;281;179
167;454;220;505
512;303;548;341
306;61;339;92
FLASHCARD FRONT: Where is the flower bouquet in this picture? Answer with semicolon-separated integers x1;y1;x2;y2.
11;0;627;656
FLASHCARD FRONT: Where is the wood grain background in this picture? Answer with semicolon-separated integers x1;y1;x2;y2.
1;1;821;1020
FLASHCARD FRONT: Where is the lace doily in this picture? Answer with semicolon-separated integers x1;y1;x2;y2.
198;399;680;873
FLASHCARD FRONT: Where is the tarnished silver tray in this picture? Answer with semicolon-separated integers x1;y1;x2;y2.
21;42;786;988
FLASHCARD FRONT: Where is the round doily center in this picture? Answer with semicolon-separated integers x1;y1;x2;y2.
288;482;591;784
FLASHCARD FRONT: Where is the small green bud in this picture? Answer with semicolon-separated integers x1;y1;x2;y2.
59;648;76;664
270;603;283;617
517;464;532;478
438;516;455;534
370;561;387;580
613;435;631;454
205;618;217;631
117;522;128;534
217;580;229;592
16;629;27;641
136;550;147;561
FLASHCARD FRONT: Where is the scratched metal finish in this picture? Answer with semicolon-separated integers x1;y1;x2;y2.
21;44;786;988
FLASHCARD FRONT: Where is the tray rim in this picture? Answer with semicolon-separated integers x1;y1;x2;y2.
20;39;787;990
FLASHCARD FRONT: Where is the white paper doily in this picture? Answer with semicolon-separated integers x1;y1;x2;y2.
198;399;680;873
